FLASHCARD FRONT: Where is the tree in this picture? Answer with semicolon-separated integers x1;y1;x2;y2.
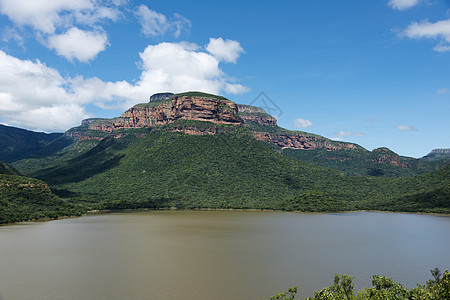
271;286;298;300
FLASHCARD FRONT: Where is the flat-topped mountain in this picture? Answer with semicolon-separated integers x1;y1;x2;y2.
90;92;242;133
422;149;450;162
61;91;447;177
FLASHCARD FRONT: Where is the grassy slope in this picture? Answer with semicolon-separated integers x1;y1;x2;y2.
30;128;450;214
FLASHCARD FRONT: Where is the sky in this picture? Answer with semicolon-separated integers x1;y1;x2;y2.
0;0;449;158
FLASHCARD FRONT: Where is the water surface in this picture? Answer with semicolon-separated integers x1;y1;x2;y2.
1;211;449;299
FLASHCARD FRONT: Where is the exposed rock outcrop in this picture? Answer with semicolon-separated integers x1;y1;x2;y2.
371;147;408;168
237;104;277;126
149;92;174;102
82;118;106;126
90;95;243;132
252;132;360;151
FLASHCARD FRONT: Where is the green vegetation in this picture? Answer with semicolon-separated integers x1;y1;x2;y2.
0;161;20;175
175;91;229;101
0;124;69;162
0;174;84;224
11;139;100;175
272;268;450;300
422;150;450;162
246;123;322;137
133;97;174;108
15;126;448;215
283;148;447;177
3;92;448;223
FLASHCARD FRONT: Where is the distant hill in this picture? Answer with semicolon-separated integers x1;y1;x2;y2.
0;124;73;163
0;173;84;224
422;149;450;162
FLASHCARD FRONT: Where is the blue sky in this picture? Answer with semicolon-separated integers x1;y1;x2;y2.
0;0;449;158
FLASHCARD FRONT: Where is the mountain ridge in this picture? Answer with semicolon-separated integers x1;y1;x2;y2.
58;91;447;177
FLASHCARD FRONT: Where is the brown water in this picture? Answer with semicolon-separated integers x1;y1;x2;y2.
0;211;449;299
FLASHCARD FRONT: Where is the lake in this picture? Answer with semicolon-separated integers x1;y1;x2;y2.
0;211;449;299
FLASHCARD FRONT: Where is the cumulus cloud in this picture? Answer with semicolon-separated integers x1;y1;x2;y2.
135;5;191;38
47;27;109;62
0;40;248;131
0;0;120;33
0;50;90;131
396;125;416;131
401;19;450;52
293;118;313;129
436;88;449;94
70;41;248;110
206;38;244;63
331;131;365;141
0;0;123;62
388;0;421;10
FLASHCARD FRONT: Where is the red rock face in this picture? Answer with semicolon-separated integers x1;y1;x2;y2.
90;96;243;132
371;155;408;168
252;132;360;151
84;96;364;152
371;148;409;168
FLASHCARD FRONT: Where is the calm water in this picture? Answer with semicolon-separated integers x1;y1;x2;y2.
0;211;449;299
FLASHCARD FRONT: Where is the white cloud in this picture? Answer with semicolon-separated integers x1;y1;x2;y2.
402;19;450;52
0;0;121;33
388;0;421;10
76;41;249;109
0;0;124;62
436;88;449;94
331;131;365;141
0;0;92;33
206;38;244;63
2;26;24;47
0;40;248;131
135;5;191;38
47;27;109;62
293;118;313;129
0;50;89;131
396;125;416;131
433;42;450;52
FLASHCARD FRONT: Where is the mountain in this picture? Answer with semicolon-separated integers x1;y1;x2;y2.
6;92;445;217
58;91;446;178
422;149;450;162
0;124;73;163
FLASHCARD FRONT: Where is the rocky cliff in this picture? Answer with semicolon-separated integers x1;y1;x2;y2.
422;148;450;162
69;93;364;152
237;104;277;126
252;132;360;151
90;95;243;132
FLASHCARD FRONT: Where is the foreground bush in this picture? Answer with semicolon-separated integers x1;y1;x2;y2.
272;268;449;300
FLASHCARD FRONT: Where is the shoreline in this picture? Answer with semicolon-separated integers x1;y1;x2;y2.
2;208;449;227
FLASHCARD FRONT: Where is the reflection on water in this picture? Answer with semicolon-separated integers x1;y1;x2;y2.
0;211;449;299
